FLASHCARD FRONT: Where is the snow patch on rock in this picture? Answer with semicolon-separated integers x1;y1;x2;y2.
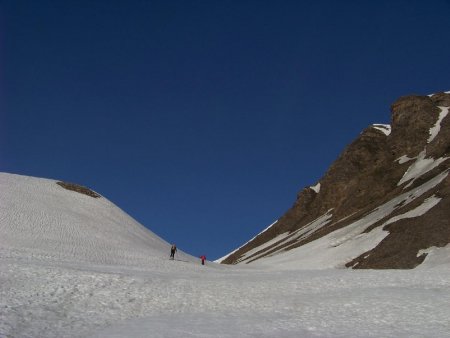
383;195;442;227
396;155;414;164
428;106;449;143
417;244;450;269
239;210;333;263
372;124;391;136
215;220;278;263
397;150;449;188
428;91;450;96
310;182;321;193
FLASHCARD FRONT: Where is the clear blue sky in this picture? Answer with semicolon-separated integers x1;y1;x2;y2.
1;1;450;260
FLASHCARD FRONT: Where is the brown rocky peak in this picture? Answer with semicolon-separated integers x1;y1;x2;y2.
390;95;441;158
222;91;450;269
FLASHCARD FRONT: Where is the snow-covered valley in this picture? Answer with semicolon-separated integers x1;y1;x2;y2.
3;257;450;338
1;173;450;337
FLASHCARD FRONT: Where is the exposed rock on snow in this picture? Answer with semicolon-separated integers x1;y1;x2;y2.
223;92;450;269
57;181;101;198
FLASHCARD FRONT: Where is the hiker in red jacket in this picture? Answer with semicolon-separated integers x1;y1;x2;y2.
200;255;206;265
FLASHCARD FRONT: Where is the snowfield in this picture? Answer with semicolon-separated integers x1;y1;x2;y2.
1;173;450;337
2;259;450;338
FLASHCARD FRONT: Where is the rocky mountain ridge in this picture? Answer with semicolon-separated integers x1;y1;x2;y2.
222;92;450;269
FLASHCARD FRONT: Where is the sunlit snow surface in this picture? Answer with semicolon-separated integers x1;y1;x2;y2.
428;106;449;143
215;220;279;263
310;182;321;193
372;124;391;136
0;173;195;267
397;150;448;188
3;260;450;338
1;173;450;338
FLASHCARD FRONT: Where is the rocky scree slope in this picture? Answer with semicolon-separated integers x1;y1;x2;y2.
222;92;450;269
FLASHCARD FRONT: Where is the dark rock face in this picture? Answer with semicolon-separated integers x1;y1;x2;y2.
390;95;439;157
57;181;101;198
222;92;450;268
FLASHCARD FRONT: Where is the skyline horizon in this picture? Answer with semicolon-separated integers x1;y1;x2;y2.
2;0;450;259
5;88;450;260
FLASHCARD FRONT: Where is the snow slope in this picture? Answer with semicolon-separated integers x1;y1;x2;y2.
0;172;194;267
428;106;449;143
2;257;450;338
2;172;450;337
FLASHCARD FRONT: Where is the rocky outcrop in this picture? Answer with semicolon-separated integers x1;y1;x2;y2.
222;92;450;269
57;181;101;198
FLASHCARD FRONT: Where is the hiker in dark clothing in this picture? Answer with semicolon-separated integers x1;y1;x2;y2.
170;244;177;260
200;255;206;265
